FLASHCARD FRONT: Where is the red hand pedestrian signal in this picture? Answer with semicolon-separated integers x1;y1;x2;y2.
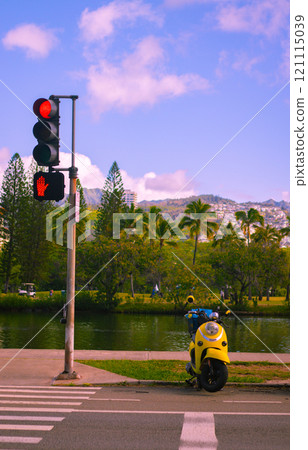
33;172;65;201
36;175;49;196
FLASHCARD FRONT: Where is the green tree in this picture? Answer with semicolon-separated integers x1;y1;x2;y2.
116;203;144;242
250;242;289;301
145;206;179;250
0;154;27;292
181;199;218;265
16;162;55;286
76;178;88;241
77;236;142;308
278;215;290;302
280;215;290;239
235;208;264;245
209;240;254;304
143;206;181;292
235;208;264;300
251;224;280;246
213;222;245;249
95;161;126;237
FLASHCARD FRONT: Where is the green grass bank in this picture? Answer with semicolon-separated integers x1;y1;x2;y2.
0;292;290;317
77;360;290;384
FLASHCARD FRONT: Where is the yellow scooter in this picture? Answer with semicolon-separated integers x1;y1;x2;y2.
185;296;231;392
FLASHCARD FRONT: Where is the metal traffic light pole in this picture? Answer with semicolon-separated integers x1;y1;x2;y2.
52;95;79;380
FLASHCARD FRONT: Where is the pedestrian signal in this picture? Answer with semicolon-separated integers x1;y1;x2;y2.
33;171;65;201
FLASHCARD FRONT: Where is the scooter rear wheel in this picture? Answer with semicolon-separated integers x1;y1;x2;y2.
200;359;228;392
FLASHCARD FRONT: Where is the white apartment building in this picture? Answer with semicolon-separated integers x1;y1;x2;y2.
124;190;137;207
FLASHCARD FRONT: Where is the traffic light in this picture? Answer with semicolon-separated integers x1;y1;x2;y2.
33;171;65;201
33;97;60;166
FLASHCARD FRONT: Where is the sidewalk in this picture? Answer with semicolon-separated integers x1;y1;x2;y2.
0;349;290;386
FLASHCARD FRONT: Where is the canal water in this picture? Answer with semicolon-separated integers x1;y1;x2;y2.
0;312;290;353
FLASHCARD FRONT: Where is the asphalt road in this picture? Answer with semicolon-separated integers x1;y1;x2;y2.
0;385;290;449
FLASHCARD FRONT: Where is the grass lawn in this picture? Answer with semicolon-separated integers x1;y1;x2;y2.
77;360;290;384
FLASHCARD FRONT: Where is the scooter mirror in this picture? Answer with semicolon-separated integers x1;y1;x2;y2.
187;295;195;303
225;310;231;315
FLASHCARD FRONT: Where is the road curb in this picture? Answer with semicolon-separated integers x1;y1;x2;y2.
54;380;290;389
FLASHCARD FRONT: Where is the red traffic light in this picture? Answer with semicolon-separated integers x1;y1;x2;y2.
33;98;58;120
33;171;65;201
39;100;52;119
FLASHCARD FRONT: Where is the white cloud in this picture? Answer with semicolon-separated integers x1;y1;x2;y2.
79;0;163;42
0;151;289;204
2;23;59;59
216;0;289;38
121;169;196;201
57;152;196;201
14;152;106;195
165;0;289;39
57;154;196;200
59;152;106;192
81;35;210;115
71;154;196;200
0;147;10;164
1;151;194;201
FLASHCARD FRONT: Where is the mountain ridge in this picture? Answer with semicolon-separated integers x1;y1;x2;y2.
82;188;290;212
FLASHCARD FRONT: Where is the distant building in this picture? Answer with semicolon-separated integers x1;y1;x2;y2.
124;190;137;207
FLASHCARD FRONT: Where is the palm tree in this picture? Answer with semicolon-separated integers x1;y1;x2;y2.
143;206;177;248
235;208;264;300
279;215;290;303
121;203;145;298
144;206;178;292
279;215;290;240
235;208;264;245
181;199;218;265
213;222;245;249
252;224;280;246
251;224;281;301
121;203;144;237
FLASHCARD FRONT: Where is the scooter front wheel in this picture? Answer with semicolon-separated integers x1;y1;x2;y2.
200;359;228;392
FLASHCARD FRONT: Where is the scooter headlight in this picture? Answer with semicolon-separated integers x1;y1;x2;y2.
205;322;219;335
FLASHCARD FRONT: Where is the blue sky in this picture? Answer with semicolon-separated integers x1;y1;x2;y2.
0;0;290;202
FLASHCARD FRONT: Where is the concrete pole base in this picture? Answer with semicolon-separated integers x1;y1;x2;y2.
55;371;80;380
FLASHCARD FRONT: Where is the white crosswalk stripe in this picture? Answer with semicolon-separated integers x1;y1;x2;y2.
0;385;101;390
0;400;82;405
0;435;42;444
0;424;54;431
0;415;65;421
0;385;100;446
0;388;97;394
0;394;92;399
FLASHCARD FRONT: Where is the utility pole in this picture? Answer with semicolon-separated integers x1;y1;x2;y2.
55;95;79;380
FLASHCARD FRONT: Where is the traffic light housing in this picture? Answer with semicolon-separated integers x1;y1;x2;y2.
33;171;65;201
33;97;60;166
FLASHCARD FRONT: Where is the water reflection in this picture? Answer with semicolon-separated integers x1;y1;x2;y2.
0;312;290;353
